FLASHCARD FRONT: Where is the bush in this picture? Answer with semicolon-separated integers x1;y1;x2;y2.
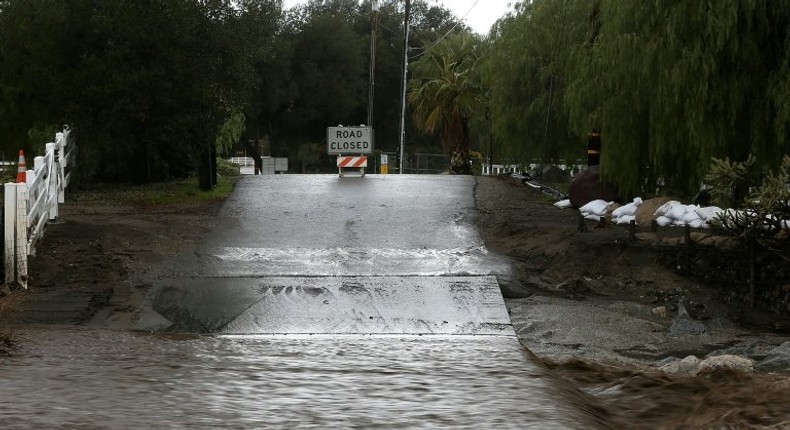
217;158;240;177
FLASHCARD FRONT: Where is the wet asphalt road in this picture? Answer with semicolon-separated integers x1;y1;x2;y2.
147;174;516;335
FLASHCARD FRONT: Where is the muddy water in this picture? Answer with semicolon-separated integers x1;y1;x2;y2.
0;328;591;429
543;359;790;429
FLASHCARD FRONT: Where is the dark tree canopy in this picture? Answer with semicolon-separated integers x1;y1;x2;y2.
483;0;790;197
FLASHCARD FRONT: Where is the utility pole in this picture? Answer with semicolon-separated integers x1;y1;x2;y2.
398;0;411;174
367;0;379;127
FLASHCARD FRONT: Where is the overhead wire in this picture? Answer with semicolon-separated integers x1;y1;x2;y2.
408;0;480;60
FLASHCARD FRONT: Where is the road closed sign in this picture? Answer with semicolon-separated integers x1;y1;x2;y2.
327;126;373;155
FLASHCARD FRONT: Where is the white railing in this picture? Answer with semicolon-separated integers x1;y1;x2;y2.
4;128;76;288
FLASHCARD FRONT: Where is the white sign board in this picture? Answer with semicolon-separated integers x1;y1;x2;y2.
327;126;373;155
274;157;288;172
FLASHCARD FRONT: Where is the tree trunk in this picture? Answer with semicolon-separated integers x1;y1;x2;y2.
450;120;472;175
242;138;263;175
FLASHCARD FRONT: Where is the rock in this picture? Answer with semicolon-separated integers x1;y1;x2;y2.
668;299;706;335
634;196;675;229
706;340;778;360
0;284;11;298
669;316;706;335
541;165;570;183
651;306;668;318
755;355;790;372
697;355;754;374
767;341;790;356
660;355;700;375
547;278;591;295
568;166;618;208
755;342;790;372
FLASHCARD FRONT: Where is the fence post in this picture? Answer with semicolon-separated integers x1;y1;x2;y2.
15;184;28;289
4;183;16;285
46;142;58;220
57;131;67;204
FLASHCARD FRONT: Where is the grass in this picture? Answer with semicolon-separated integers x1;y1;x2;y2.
70;174;243;206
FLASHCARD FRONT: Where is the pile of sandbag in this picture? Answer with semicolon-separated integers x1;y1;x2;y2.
555;196;725;229
651;201;723;228
555;195;790;231
577;199;614;222
610;197;642;225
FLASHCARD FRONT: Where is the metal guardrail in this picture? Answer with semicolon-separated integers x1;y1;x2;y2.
4;128;76;288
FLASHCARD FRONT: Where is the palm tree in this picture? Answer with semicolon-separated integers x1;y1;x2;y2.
408;32;485;175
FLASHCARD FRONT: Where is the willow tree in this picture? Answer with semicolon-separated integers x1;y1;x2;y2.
565;0;790;197
482;0;591;165
408;32;485;174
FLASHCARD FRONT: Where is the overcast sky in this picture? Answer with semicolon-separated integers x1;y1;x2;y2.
283;0;516;35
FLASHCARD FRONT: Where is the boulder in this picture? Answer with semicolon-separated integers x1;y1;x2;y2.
568;165;618;208
660;355;700;376
541;165;570;183
755;341;790;372
697;355;754;374
634;196;675;228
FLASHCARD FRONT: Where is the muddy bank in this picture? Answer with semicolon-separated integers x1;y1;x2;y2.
474;175;790;374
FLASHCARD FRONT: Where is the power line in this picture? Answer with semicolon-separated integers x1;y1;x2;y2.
408;0;480;60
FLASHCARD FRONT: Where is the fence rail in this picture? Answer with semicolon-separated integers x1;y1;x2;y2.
4;128;75;288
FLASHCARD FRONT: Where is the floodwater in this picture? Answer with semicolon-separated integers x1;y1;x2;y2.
0;328;591;429
4;328;790;429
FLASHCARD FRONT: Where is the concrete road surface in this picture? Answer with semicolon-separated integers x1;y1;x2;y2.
144;174;516;335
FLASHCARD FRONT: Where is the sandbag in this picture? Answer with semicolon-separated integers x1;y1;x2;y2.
579;199;611;217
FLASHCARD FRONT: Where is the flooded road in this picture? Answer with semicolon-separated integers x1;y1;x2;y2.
1;328;587;429
1;175;596;428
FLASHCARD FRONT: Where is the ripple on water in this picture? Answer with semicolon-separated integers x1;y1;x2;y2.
0;327;587;429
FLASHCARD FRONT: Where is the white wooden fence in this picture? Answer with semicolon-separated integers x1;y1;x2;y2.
4;128;76;288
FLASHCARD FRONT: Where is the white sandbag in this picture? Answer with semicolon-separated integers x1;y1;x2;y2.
615;214;636;225
632;197;643;206
689;219;705;229
579;199;612;217
682;210;702;223
554;199;572;209
672;219;686;226
694;206;723;221
656;216;673;227
612;202;638;218
654;200;681;217
782;220;790;230
584;214;601;222
665;204;690;221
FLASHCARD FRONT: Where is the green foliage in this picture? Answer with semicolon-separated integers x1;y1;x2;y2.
707;155;790;242
0;0;265;184
704;154;758;209
751;156;790;221
483;0;790;198
0;0;493;183
69;175;241;206
483;0;589;166
216;158;241;177
216;112;246;158
408;32;486;174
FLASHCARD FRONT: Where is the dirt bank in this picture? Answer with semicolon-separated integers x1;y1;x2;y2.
474;175;790;371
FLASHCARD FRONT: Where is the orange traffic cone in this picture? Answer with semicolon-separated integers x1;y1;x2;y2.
16;149;26;183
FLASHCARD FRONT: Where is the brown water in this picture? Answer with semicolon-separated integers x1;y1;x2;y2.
0;327;590;429
3;327;789;429
543;359;790;429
